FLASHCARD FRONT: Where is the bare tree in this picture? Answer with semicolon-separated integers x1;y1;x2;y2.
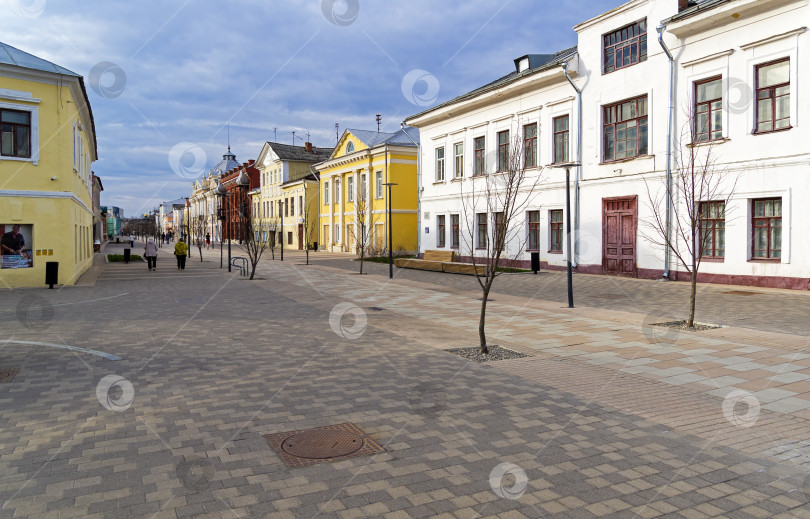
643;111;738;328
301;188;317;266
460;136;543;354
353;190;379;274
191;216;207;262
239;215;273;280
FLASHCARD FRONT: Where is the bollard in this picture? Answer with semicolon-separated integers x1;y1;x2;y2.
530;252;540;275
45;261;58;288
123;248;131;264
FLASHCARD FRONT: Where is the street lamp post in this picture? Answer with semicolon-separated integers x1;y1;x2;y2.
552;162;580;308
278;199;284;262
383;182;398;279
216;181;232;272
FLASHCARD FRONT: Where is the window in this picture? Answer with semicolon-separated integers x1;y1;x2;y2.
699;201;725;258
549;210;563;252
752;198;781;259
334;223;340;243
603;96;648;161
334;180;341;204
299;196;303;215
346;141;355;153
695;77;723;142
497;130;509;172
476;213;488;248
375;171;383;198
603;19;647;74
290;196;294;216
474;136;485;175
288;231;293;245
453;142;463;178
347;176;354;202
553;116;569;163
756;59;790;133
435;215;446;248
1;108;31;158
435;147;445;182
523;124;537;168
284;198;288;217
324;181;329;204
528;211;540;251
360;174;367;199
493;212;505;247
451;214;459;248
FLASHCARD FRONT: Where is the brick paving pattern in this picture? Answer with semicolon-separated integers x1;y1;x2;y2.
0;242;809;518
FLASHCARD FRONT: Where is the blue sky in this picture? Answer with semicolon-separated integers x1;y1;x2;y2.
1;0;619;217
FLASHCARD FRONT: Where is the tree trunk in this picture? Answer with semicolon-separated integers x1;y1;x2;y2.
479;285;490;355
305;248;309;265
360;245;364;274
687;270;697;327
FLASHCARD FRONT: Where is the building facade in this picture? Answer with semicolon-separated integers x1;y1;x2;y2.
189;148;240;243
407;0;809;289
0;42;98;287
314;128;420;254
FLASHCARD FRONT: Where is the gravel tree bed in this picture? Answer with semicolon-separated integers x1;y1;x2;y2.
445;345;530;363
652;320;721;331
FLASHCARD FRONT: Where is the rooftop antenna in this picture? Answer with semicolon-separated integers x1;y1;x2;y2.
227;123;231;153
291;130;295;145
335;123;339;144
306;129;311;142
273;127;277;141
376;113;382;132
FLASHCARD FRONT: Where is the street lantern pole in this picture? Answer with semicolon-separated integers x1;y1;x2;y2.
383;182;398;279
552;162;580;309
279;200;284;261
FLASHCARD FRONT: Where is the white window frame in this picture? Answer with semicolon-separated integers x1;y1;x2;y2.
453;142;463;178
375;171;383;199
324;181;329;204
334;179;340;203
435;146;445;182
347;176;354;202
0;101;39;165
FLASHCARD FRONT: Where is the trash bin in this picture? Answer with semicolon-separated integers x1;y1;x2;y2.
45;261;58;289
123;248;131;263
530;252;540;274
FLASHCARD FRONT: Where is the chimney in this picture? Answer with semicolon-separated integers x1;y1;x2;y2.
305;142;313;153
678;0;689;11
247;159;255;165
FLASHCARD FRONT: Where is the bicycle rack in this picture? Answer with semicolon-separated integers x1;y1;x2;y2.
231;257;248;277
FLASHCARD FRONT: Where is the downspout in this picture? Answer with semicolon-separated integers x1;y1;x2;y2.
561;61;582;268
400;122;421;256
657;23;674;279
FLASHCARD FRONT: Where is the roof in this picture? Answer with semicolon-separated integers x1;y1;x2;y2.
665;0;730;23
207;149;240;179
0;41;79;75
281;171;320;187
345;127;420;148
406;46;577;123
264;142;333;162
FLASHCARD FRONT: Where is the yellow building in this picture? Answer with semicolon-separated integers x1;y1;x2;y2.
254;142;332;250
0;41;98;287
315;128;419;254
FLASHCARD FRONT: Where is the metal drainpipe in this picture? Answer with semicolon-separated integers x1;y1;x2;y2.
400;122;421;256
657;23;674;279
561;61;582;268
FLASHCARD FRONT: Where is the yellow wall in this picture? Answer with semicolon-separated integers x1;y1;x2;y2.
0;74;96;287
316;132;417;254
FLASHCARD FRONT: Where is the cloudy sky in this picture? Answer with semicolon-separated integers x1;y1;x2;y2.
2;0;618;217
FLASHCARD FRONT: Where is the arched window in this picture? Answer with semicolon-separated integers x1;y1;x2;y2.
346;141;355;153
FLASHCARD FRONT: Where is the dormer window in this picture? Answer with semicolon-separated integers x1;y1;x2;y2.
346;141;355;153
603;19;647;74
518;58;529;72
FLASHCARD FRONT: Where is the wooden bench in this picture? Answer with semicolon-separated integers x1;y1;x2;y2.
394;250;485;276
424;250;455;262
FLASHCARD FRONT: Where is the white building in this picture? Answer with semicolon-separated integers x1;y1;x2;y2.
406;0;809;289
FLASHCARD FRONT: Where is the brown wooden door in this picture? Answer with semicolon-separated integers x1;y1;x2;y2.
602;197;637;277
298;224;304;250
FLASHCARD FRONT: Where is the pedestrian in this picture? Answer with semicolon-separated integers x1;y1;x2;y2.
161;232;166;245
144;238;158;271
129;233;134;248
174;238;188;270
205;233;211;249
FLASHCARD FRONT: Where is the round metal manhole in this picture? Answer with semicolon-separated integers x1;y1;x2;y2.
281;429;364;459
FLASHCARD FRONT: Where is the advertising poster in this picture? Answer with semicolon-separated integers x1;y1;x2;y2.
1;224;34;269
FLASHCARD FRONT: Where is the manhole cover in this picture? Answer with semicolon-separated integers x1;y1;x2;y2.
0;368;19;383
264;423;385;468
282;429;363;459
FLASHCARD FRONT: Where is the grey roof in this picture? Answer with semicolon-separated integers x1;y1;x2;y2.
665;0;730;23
209;149;240;178
346;127;420;148
265;142;333;162
406;46;577;123
281;171;319;187
0;41;79;75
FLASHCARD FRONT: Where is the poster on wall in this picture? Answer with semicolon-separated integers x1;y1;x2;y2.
1;224;33;269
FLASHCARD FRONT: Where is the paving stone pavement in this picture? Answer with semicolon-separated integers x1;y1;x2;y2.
1;243;810;518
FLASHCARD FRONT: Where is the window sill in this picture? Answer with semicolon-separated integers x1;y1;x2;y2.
701;257;725;263
748;258;781;263
451;177;464;182
599;154;654;166
432;180;446;185
753;126;792;136
548;250;563;254
688;137;730;148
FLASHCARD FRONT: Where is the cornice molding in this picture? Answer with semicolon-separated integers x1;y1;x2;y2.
740;26;806;50
682;49;734;67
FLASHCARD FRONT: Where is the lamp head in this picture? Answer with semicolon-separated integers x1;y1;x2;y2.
215;181;227;195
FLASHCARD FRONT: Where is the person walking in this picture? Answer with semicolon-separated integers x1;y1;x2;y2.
129;233;134;248
144;238;158;271
205;233;211;249
174;238;189;270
